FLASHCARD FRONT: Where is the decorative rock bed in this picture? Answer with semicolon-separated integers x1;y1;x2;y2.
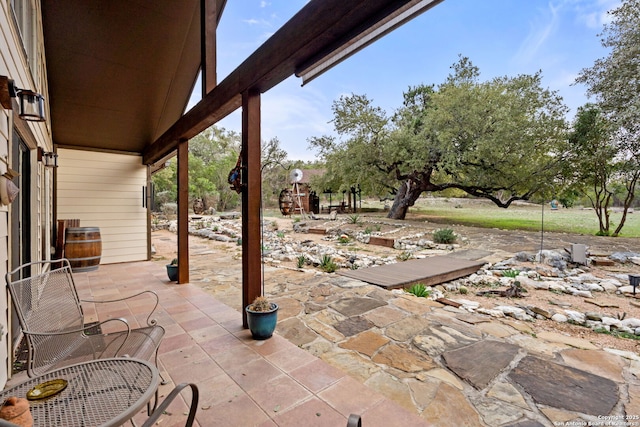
441;249;640;336
163;215;640;337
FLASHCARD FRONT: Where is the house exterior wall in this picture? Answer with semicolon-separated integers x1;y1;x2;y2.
0;111;9;389
0;0;53;386
56;149;148;265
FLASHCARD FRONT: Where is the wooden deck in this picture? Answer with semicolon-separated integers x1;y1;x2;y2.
338;256;486;290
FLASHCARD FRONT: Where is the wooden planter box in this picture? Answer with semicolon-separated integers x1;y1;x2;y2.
368;236;395;248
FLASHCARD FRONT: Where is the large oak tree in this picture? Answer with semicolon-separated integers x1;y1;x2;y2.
309;57;569;219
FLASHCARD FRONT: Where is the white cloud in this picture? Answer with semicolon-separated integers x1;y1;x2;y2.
572;0;620;29
512;0;618;67
263;88;331;135
513;3;561;66
211;81;333;161
260;83;335;159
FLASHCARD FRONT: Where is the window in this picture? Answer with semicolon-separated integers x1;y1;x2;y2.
10;0;38;82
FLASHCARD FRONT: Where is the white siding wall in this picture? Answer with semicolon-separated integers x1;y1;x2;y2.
57;149;148;264
0;0;51;386
0;113;9;388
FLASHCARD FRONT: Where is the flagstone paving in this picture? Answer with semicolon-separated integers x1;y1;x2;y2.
442;341;521;389
509;355;619;416
153;230;640;426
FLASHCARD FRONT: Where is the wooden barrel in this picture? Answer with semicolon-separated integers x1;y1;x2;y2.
64;227;102;272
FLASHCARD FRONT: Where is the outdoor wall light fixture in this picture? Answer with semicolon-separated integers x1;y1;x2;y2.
0;75;46;122
37;147;58;168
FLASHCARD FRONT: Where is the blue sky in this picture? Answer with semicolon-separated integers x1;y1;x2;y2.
188;0;620;161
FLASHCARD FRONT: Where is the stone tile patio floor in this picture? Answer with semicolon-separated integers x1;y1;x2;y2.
6;231;640;426
5;260;425;427
154;231;640;427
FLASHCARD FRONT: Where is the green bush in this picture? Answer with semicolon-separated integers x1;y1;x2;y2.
348;214;362;225
320;255;338;273
396;251;412;261
296;255;306;268
502;269;519;278
433;228;456;244
406;283;431;298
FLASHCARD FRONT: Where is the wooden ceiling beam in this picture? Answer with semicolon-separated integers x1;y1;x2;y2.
143;0;423;165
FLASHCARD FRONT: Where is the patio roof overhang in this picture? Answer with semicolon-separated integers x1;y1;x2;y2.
42;0;219;155
143;0;444;166
42;0;443;165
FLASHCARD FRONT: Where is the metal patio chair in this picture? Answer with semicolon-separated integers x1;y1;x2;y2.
142;383;199;427
5;259;165;378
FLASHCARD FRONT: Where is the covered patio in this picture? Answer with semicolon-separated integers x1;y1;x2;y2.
42;0;446;327
5;260;426;426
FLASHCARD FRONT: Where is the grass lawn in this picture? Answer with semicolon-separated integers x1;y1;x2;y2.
348;197;640;238
406;198;640;238
266;196;640;237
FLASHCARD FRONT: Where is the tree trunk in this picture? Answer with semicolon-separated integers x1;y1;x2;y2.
387;180;423;220
613;171;640;236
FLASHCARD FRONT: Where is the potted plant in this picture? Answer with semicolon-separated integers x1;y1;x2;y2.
245;296;279;340
166;258;178;282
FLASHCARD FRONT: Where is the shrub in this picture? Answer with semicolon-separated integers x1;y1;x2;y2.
433;228;456;244
458;286;468;295
396;251;412;261
348;214;362;225
502;269;519;278
160;202;177;216
248;296;273;312
296;255;306;268
320;255;338;273
338;235;350;244
406;283;430;298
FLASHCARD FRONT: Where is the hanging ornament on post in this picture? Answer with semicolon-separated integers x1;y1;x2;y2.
0;169;20;206
228;151;243;194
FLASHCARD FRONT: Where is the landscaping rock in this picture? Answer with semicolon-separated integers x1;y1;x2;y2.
552;313;568;323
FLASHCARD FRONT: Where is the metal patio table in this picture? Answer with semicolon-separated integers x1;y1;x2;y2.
0;358;159;427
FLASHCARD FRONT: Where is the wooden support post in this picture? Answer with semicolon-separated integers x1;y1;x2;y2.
201;0;217;95
177;138;190;284
241;88;262;328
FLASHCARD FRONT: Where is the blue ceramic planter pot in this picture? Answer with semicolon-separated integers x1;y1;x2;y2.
166;264;178;282
245;303;279;340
